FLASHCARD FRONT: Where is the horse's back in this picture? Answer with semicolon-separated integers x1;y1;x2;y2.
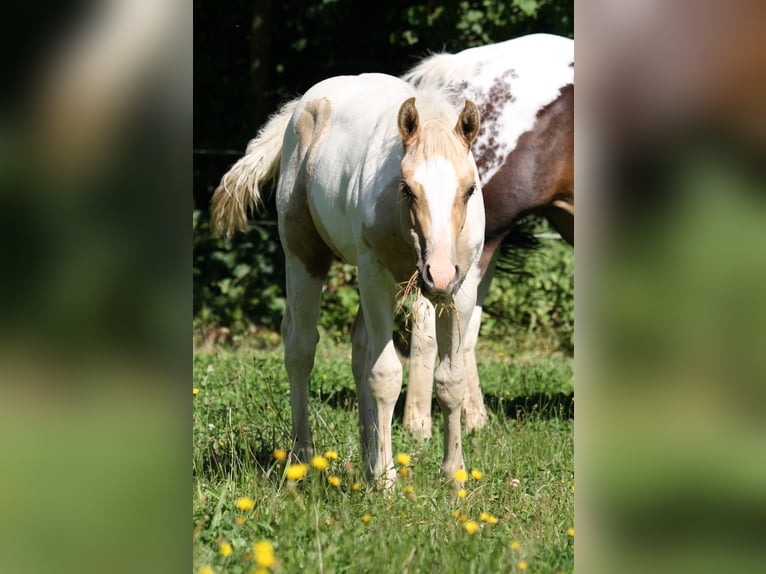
406;34;573;186
278;74;415;266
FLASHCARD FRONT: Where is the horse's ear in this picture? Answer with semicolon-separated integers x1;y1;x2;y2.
398;97;420;145
455;100;480;149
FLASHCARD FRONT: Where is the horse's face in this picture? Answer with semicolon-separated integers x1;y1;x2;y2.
397;97;481;300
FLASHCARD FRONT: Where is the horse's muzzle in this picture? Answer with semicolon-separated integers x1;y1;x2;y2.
419;264;460;300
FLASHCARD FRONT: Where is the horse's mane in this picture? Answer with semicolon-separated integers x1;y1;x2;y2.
402;51;473;91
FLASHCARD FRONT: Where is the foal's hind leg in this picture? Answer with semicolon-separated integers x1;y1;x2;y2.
281;252;331;459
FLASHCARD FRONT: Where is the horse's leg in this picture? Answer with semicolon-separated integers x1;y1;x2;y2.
281;253;329;460
462;252;499;433
434;266;479;485
355;257;400;487
350;306;374;469
403;294;436;439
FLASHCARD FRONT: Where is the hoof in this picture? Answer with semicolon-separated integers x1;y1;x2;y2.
403;412;432;440
463;404;488;434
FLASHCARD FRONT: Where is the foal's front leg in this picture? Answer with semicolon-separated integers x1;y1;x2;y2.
434;269;479;484
355;257;401;487
403;294;437;439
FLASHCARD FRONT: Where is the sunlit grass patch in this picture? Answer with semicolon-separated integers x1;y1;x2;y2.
193;341;573;573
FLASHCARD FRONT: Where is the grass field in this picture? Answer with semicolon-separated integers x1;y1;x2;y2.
193;337;573;574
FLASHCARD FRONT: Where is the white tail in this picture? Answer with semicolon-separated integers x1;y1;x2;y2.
210;99;299;238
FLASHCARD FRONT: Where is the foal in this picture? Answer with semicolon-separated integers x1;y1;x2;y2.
211;73;484;485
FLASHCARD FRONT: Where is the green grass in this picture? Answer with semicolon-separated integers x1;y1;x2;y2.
193;339;573;574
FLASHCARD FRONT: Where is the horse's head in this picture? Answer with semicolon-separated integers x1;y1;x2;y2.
397;96;482;300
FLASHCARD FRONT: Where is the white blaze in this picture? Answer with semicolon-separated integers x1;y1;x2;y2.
413;156;459;290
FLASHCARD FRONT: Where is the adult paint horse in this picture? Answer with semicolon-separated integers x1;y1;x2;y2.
210;73;484;485
401;34;574;437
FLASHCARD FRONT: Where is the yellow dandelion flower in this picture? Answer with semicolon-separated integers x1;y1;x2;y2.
251;569;269;574
396;452;411;466
457;513;468;522
311;455;329;470
235;516;246;526
571;485;575;493
464;520;479;534
199;566;213;574
518;560;528;570
510;541;521;551
568;527;575;537
219;440;225;447
471;469;483;480
273;448;287;462
453;468;468;482
193;388;199;396
403;485;414;495
328;475;341;487
219;542;232;557
480;512;498;524
362;513;372;523
324;449;339;460
450;510;459;518
399;467;410;478
352;482;361;491
285;463;308;481
457;488;467;498
236;497;254;511
253;540;275;568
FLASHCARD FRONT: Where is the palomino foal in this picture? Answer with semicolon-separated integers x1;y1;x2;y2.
211;73;484;486
402;34;574;436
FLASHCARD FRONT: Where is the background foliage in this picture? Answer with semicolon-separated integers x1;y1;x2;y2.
194;0;573;352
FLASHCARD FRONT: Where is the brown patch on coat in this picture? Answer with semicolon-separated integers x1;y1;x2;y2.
280;98;335;278
478;84;574;273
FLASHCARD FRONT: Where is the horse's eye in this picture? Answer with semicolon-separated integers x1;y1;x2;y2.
465;184;476;198
400;181;413;198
